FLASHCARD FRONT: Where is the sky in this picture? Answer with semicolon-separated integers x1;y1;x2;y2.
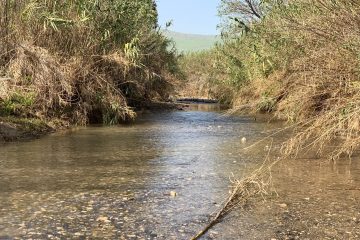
156;0;221;36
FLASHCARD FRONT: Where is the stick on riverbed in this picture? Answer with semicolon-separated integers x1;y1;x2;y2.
191;151;280;240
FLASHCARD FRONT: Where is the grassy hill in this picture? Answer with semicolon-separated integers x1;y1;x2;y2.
164;31;220;52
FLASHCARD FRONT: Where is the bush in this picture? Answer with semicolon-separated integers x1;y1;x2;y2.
198;0;360;158
0;0;179;124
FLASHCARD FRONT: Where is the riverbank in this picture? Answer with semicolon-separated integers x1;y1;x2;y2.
1;1;180;128
0;101;192;143
0;117;55;142
179;1;360;161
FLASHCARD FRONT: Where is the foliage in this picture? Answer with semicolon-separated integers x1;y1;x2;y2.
188;0;360;158
217;0;360;157
0;92;35;116
0;0;179;124
178;48;238;103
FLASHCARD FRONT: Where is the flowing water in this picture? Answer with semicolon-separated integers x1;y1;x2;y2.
0;104;359;239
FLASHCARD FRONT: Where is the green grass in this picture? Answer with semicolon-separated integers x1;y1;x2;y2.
164;31;220;52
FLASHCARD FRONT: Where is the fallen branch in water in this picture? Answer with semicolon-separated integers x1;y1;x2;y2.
191;154;281;240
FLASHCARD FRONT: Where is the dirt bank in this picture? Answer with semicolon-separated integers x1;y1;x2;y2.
0;117;55;142
0;101;188;143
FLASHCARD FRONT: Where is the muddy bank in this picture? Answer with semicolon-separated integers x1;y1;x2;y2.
0;117;54;142
0;101;189;143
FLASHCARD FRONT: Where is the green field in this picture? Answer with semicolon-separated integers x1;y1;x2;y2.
164;31;220;52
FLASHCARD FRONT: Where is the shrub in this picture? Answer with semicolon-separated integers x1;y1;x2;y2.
199;0;360;158
0;0;179;124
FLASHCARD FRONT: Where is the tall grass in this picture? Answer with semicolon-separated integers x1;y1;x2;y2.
0;0;178;125
182;0;360;158
178;50;223;100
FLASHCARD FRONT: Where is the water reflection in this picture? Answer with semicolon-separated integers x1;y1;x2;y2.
0;104;273;239
0;105;359;239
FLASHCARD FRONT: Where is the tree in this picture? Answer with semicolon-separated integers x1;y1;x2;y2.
219;0;264;22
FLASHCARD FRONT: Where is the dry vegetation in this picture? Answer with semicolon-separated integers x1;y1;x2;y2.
179;1;360;236
271;1;360;159
0;0;179;126
178;51;220;99
191;155;278;239
182;0;360;159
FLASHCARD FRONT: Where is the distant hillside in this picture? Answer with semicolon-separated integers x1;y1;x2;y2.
164;31;220;52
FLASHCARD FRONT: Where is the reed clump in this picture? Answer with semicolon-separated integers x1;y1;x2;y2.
0;0;178;125
184;0;360;159
178;50;234;102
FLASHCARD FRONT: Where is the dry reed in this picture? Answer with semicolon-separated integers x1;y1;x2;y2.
191;151;279;240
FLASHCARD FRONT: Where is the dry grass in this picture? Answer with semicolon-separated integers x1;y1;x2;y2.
4;44;135;124
8;44;72;117
191;153;279;240
272;0;360;159
179;50;236;103
0;0;178;125
219;0;360;159
182;1;360;237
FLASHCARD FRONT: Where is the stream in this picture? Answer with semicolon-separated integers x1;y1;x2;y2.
0;104;359;239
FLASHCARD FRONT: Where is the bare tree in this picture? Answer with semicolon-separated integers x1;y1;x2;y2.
219;0;264;22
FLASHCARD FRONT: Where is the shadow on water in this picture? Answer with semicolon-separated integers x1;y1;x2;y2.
0;104;359;239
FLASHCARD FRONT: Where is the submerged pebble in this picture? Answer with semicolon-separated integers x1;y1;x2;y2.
1;109;359;240
170;191;177;197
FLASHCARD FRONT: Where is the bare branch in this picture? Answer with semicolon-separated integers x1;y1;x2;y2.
220;0;264;22
245;0;262;19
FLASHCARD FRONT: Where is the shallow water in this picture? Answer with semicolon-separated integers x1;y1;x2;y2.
0;104;359;239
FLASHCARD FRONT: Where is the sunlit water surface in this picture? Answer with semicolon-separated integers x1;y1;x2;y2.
0;104;359;239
